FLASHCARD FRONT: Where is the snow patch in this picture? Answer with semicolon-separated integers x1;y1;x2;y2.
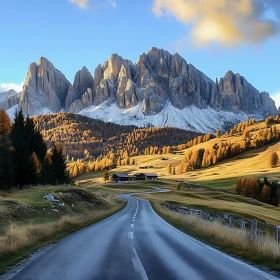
80;101;252;133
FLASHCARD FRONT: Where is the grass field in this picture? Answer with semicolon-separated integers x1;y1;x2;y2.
97;120;280;191
0;183;135;274
151;201;280;273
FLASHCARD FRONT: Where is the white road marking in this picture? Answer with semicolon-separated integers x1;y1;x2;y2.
132;219;135;222
132;247;149;280
128;232;134;239
131;224;134;228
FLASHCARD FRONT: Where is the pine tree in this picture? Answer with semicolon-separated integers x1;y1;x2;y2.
260;185;271;204
235;179;242;195
167;163;172;174
43;152;54;184
28;152;41;184
10;109;30;187
269;152;278;168
216;129;221;138
51;143;69;184
103;169;109;183
0;109;13;189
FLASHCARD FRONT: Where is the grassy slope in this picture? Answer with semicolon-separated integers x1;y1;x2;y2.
105;120;280;190
0;184;134;274
151;202;280;273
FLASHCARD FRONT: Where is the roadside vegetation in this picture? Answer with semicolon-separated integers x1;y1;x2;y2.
0;185;126;274
235;177;280;206
152;202;280;271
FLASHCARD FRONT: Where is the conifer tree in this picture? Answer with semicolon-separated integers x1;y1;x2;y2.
11;109;30;187
28;152;41;184
51;143;69;184
0;109;13;189
260;185;271;204
167;163;172;174
43;152;54;184
103;169;109;183
269;152;278;168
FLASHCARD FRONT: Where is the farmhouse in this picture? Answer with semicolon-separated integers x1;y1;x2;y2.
134;173;158;181
134;173;147;180
111;173;129;183
145;173;158;180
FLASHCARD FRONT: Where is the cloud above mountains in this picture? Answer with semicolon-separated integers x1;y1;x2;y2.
153;0;280;47
69;0;88;8
69;0;116;9
0;83;23;93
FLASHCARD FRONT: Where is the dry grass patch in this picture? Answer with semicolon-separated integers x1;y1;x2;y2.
153;202;280;271
0;200;125;274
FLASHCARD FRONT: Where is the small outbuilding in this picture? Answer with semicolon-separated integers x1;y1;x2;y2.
139;166;153;169
134;173;147;180
111;173;129;184
145;173;158;180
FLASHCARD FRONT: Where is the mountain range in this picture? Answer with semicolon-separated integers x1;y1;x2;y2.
1;47;278;133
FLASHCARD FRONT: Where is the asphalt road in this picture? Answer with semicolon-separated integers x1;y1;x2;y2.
9;194;278;280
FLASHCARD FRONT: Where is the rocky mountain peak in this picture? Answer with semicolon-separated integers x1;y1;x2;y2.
73;66;94;98
11;47;277;130
103;54;125;82
20;57;70;115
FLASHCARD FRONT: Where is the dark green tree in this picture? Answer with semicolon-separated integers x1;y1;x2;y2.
10;109;30;187
51;143;69;184
0;109;13;189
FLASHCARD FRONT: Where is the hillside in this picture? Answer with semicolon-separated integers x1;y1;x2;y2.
102;117;280;190
33;113;200;160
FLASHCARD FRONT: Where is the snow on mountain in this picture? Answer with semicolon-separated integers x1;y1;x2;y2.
0;89;18;108
80;101;253;133
6;105;19;120
6;104;54;121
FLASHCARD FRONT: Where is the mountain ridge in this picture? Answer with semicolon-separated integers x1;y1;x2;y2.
1;47;278;133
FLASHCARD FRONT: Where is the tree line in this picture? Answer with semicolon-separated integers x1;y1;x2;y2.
235;177;280;206
0;109;69;190
178;118;279;172
33;113;200;161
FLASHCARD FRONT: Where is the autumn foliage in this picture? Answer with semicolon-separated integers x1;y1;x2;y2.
235;177;280;206
181;118;280;171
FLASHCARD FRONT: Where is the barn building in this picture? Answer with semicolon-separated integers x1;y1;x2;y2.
111;173;129;183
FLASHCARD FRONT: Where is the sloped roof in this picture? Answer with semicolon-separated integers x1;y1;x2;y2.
112;173;129;178
145;173;158;177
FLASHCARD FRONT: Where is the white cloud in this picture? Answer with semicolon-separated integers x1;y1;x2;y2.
153;0;280;47
69;0;88;8
69;0;116;9
110;0;116;8
272;91;280;108
0;83;23;93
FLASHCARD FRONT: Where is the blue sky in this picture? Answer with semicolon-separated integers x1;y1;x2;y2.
0;0;280;105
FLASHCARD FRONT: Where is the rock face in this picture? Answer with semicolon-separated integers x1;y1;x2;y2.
20;57;71;115
16;47;277;121
73;66;94;98
4;92;20;110
0;89;19;109
219;71;262;113
260;92;278;116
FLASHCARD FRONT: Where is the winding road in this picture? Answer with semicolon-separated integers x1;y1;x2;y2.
8;193;278;280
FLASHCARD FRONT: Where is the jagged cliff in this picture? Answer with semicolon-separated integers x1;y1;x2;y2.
1;47;277;132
